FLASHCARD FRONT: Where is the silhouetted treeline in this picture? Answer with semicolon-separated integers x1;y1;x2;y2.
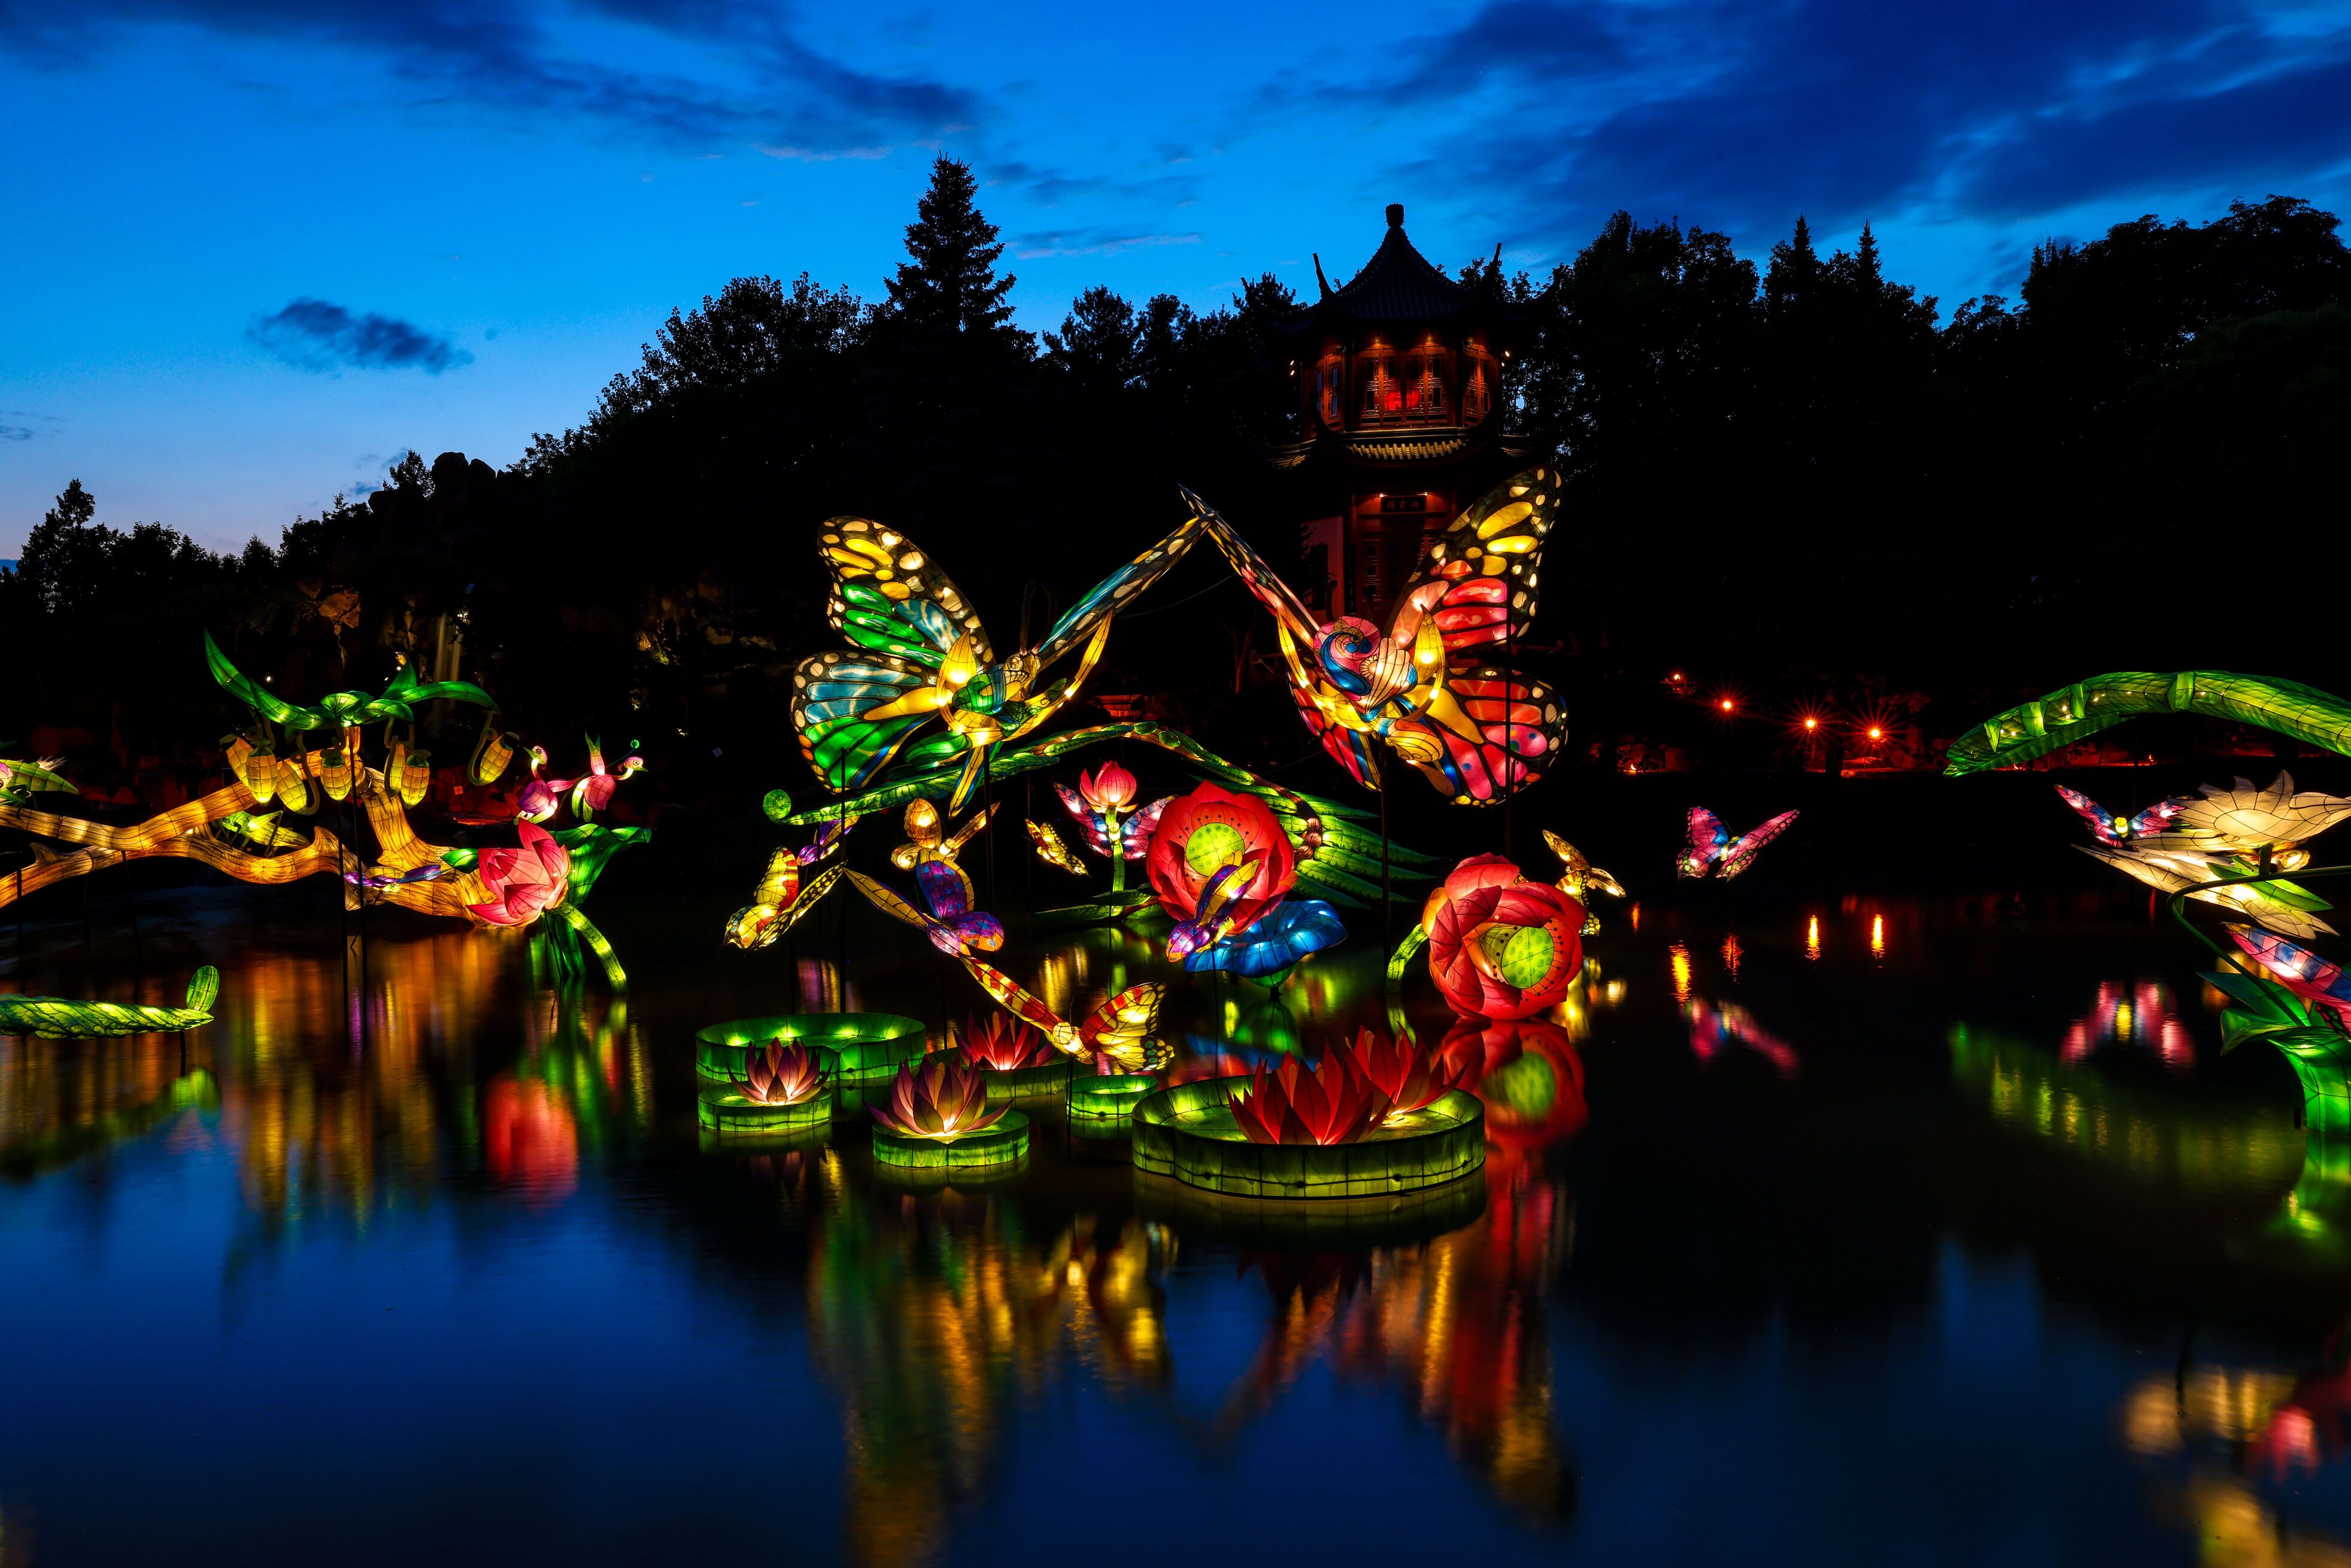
3;160;2345;809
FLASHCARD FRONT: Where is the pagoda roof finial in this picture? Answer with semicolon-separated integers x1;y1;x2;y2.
1312;253;1331;299
1386;202;1404;229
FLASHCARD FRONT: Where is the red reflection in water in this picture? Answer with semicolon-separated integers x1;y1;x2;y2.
2061;980;2195;1072
2247;1327;2351;1476
1686;999;1800;1078
483;1075;578;1202
1438;1017;1589;1175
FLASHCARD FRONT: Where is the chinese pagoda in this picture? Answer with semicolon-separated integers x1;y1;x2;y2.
1261;203;1546;627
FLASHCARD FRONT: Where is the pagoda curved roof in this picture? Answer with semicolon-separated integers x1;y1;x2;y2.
1267;204;1531;335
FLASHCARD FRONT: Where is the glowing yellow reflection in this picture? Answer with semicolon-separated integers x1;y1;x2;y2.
1870;913;1885;959
1669;943;1692;1002
1806;915;1821;960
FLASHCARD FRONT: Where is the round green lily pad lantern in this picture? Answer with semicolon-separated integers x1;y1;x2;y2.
872;1112;1030;1175
696;1082;835;1135
695;1014;922;1086
1068;1073;1157;1127
1131;1078;1484;1200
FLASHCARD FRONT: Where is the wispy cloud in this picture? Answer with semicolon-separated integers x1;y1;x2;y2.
1013;229;1202;259
250;299;474;374
0;425;32;441
0;0;981;156
1246;0;2351;259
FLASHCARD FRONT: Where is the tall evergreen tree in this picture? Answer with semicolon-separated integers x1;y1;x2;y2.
884;156;1032;356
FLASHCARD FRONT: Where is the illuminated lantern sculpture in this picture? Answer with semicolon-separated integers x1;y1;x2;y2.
1422;854;1585;1020
0;753;71;806
1227;1054;1390;1145
791;510;1208;811
1676;807;1798;880
1145;781;1346;981
1193;469;1569;805
725;793;857;951
869;1056;1031;1176
0;966;221;1039
468;821;573;926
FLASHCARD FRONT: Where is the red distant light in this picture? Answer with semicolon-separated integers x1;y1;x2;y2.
1719;699;1734;712
1867;726;1884;740
1802;717;1819;731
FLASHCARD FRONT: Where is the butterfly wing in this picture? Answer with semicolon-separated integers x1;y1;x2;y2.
1078;982;1169;1071
1122;797;1170;860
941;912;1005;953
1388;467;1560;660
1718;810;1800;880
1054;783;1114;855
792;653;940;792
799;813;860;866
1027;819;1090;876
845;869;932;933
1677;808;1728;878
2126;797;2189;839
2055;785;2122;846
1399;668;1567;805
2228;925;2351;1014
939;802;997;861
1027;507;1209;673
916;859;973;921
959;954;1069;1036
820;517;991;665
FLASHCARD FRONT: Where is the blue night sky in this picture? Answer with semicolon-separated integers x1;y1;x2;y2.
4;0;2349;556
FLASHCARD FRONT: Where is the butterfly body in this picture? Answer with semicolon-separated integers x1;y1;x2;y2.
2055;785;2187;847
1677;808;1799;880
1197;469;1570;806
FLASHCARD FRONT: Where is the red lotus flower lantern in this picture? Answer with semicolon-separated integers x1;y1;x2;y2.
870;1056;1010;1141
948;1014;1061;1072
731;1041;826;1106
469;820;572;927
1227;1054;1391;1145
1334;1029;1472;1119
1422;854;1585;1020
1146;783;1296;959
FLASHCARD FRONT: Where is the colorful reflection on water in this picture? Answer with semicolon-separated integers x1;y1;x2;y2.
8;881;2351;1564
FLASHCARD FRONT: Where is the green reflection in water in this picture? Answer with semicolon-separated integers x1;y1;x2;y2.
1950;1023;2302;1196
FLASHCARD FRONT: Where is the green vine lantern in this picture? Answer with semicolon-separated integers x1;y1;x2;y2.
0;968;220;1039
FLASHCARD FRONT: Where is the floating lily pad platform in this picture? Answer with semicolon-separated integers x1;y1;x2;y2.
872;1111;1030;1175
696;1084;835;1135
1131;1079;1484;1200
694;1014;922;1085
1134;1166;1487;1245
1068;1073;1157;1127
981;1059;1075;1103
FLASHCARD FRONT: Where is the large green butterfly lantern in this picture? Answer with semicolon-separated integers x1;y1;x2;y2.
791;510;1207;812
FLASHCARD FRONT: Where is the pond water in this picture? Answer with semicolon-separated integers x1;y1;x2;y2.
6;866;2351;1567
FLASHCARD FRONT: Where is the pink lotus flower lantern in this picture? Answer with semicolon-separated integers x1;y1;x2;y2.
732;1042;826;1106
469;821;572;927
1078;760;1139;814
870;1056;1010;1142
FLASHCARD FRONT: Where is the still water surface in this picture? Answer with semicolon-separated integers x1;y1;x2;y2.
6;879;2351;1566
